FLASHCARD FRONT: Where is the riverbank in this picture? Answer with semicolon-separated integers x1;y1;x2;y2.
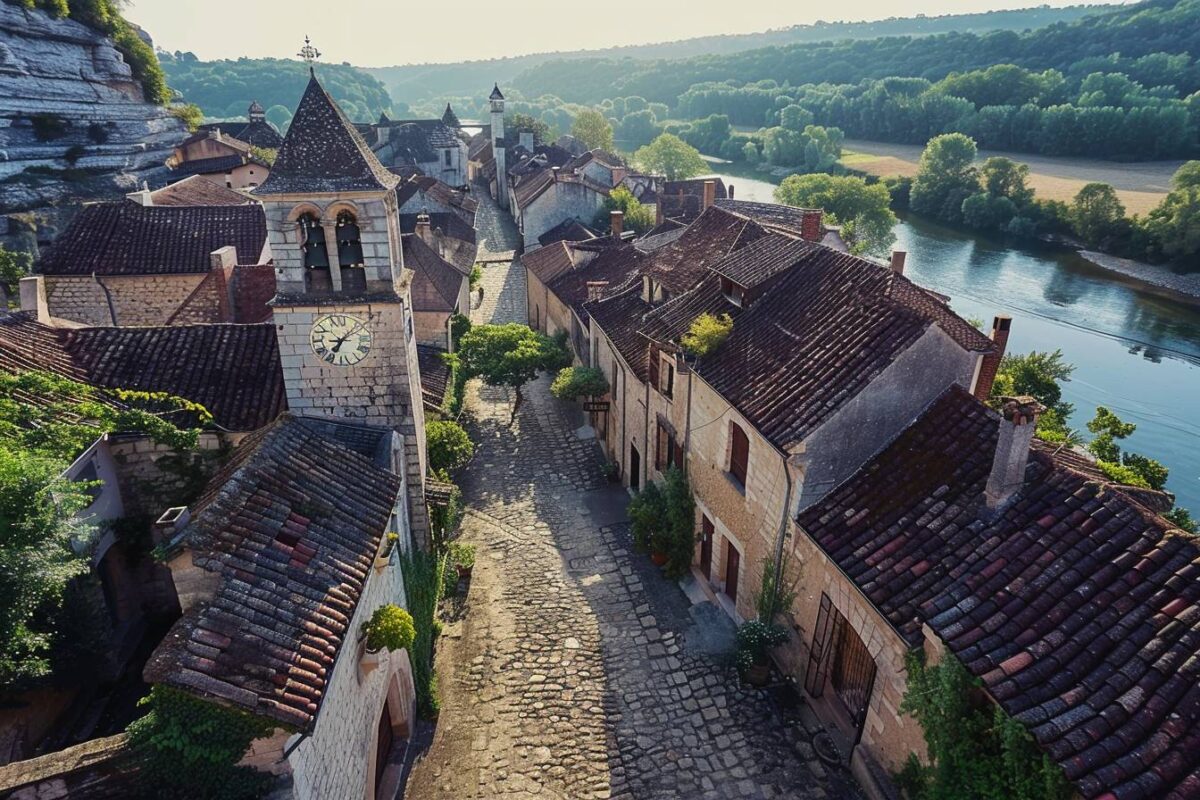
1078;251;1200;304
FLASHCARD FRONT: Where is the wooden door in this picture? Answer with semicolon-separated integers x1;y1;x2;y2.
375;700;393;797
629;443;640;490
699;516;713;578
724;539;740;602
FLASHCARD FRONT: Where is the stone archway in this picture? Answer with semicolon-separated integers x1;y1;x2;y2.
365;650;417;800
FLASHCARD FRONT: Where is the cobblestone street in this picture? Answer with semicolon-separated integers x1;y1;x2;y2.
403;187;850;800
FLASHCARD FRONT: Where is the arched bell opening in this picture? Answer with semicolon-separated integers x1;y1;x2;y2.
298;212;331;294
336;210;367;293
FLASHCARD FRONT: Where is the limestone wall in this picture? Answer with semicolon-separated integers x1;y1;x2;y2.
44;273;220;326
521;183;605;249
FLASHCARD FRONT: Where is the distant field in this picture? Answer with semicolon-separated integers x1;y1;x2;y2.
840;139;1184;216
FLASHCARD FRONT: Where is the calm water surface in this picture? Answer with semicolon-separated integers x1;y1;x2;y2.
703;170;1200;511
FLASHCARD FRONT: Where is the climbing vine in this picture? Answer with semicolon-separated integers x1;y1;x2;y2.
126;685;277;800
897;651;1071;800
399;548;448;718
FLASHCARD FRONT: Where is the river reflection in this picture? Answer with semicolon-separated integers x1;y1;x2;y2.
703;169;1200;511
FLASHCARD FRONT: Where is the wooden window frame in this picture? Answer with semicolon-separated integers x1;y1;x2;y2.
728;421;749;489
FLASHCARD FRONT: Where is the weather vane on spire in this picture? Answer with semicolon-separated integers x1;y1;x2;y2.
297;35;321;74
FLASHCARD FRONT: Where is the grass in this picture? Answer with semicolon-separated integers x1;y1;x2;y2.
839;139;1182;215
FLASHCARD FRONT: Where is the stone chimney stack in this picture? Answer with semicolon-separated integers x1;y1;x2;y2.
415;212;434;247
801;210;823;242
610;210;624;238
727;184;735;200
19;276;50;324
973;315;1013;401
210;245;238;270
984;396;1044;511
702;180;716;211
127;187;154;206
890;250;907;275
586;280;609;303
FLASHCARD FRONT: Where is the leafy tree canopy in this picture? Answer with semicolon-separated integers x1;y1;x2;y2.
594;186;655;235
633;133;707;181
425;419;474;475
775;173;897;257
570;109;614;152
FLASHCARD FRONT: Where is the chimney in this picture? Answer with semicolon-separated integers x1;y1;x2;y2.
642;274;653;303
702;180;716;211
586;280;609;302
19;276;50;324
551;166;560;182
519;131;534;151
415;212;434;246
655;199;664;226
801;210;823;242
126;187;153;206
209;245;237;270
610;210;624;238
890;250;907;275
984;396;1044;511
727;184;735;200
973;315;1012;401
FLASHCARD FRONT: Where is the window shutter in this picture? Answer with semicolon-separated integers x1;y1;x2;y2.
729;423;749;487
656;421;668;471
648;349;660;392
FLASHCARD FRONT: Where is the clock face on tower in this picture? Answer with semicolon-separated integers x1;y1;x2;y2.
310;313;372;366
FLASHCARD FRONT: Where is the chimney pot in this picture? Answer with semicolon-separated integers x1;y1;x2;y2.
610;210;624;238
984;396;1044;511
415;212;434;246
19;275;49;324
973;315;1013;401
890;250;907;275
702;180;716;211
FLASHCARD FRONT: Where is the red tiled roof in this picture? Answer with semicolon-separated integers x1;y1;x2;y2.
522;241;575;285
39;202;267;276
254;75;398;196
149;176;254;207
144;415;402;729
0;314;284;431
798;386;1200;800
585;285;654;378
646;205;767;295
708;233;813;288
537;218;599;247
416;345;451;410
551;242;645;315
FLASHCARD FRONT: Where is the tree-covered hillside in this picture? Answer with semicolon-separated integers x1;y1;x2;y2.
513;0;1200;105
159;54;393;125
366;4;1110;105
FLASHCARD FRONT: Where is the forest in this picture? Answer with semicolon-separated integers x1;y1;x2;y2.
364;4;1105;104
158;53;393;125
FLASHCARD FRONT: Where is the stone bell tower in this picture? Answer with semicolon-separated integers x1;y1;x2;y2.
252;69;430;544
489;83;508;210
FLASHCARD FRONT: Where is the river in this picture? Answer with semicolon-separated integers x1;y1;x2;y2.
700;168;1200;512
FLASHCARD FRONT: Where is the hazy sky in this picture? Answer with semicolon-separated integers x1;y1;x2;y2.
124;0;1121;67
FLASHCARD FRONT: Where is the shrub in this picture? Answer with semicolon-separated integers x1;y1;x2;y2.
398;549;446;718
363;604;416;653
733;619;788;671
661;467;696;578
680;313;733;358
627;481;665;552
448;541;476;570
469;264;483;289
169;103;203;132
63;145;86;165
550;366;609;400
426;419;473;474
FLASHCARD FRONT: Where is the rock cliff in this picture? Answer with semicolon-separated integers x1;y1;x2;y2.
0;3;186;255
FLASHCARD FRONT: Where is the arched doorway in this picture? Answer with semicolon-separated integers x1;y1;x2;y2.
367;651;416;800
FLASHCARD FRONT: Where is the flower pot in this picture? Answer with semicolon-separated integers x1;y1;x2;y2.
456;563;473;580
361;647;387;675
650;551;668;567
744;662;770;687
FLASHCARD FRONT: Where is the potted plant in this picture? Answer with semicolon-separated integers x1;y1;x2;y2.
734;620;788;687
628;482;666;555
601;461;619;483
375;532;399;570
449;541;476;579
361;604;416;674
649;525;672;567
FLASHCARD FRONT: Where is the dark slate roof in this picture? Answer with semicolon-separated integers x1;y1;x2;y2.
634;225;685;253
585;285;654;377
0;314;285;431
379;119;462;150
399;212;476;247
395;175;477;217
403;234;465;313
144;415;402;729
148;176;254;207
708;233;814;288
168;154;253;179
797;386;1200;800
657;178;728;224
416;345;451;410
646;205;767;294
537;217;599;247
379;123;438;164
661;178;727;199
490;83;504;100
551;242;645;315
522;241;575;284
442;103;461;128
695;245;991;449
254;75;398;195
39;202;268;276
715;198;820;236
198;119;284;149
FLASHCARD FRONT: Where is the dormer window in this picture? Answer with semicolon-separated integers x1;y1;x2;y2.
720;276;744;307
336;211;364;267
299;213;329;269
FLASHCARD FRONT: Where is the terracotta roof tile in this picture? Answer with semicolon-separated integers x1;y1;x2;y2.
39;202;267;276
198;119;284;149
416;345;451;411
148;176;254;207
403;234;466;313
144;415;402;729
522;241;575;284
0;314;284;431
538;218;599;247
798;386;1200;799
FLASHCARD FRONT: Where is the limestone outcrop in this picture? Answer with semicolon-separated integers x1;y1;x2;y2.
0;3;186;255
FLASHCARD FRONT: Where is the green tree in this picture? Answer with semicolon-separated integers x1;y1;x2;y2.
910;133;980;225
550;366;609;400
570;109;614;152
980;157;1034;208
680;313;733;358
0;244;31;309
508;113;551;146
1069;183;1126;247
1085;406;1169;490
457;324;569;423
594;186;654;235
615;109;661;149
775;173;897;257
425;420;473;474
1144;161;1200;260
991;350;1076;442
633;133;708;181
